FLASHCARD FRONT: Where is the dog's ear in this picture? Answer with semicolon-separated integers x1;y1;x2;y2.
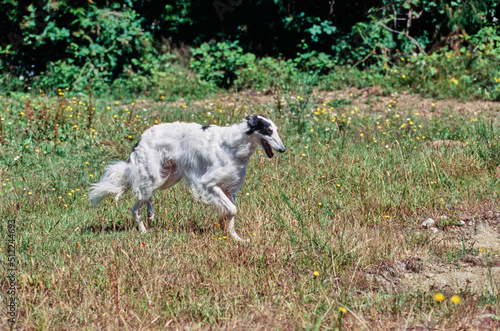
246;115;273;135
245;115;260;134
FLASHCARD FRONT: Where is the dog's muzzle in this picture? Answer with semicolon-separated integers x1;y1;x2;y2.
261;139;285;158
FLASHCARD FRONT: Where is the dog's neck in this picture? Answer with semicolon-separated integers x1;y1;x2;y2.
222;121;260;161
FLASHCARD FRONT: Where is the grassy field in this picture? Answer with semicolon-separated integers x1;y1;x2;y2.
1;85;500;329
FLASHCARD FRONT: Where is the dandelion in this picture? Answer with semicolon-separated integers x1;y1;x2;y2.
339;307;347;314
402;75;406;79
450;295;461;305
28;192;32;195
313;271;319;277
434;293;445;302
360;133;363;137
89;174;94;178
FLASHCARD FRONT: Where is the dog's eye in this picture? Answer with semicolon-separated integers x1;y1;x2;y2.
261;126;273;135
260;128;272;136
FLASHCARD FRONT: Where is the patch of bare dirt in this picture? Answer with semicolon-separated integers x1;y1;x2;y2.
317;87;500;116
143;87;500;116
426;139;468;147
366;211;500;295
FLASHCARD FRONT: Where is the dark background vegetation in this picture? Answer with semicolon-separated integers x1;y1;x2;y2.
1;0;499;99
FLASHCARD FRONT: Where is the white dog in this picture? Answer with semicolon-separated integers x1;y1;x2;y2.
89;115;285;241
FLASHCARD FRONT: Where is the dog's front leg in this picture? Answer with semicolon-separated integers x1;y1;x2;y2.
212;187;248;242
147;198;155;222
132;200;148;233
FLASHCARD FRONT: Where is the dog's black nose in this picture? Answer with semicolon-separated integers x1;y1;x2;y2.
278;148;285;153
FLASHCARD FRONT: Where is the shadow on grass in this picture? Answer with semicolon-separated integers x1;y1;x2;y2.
82;217;215;236
82;222;132;233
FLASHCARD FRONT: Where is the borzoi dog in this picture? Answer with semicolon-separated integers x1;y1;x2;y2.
89;115;285;241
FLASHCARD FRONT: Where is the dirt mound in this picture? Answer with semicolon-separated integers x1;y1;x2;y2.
318;87;500;115
156;87;500;116
366;211;500;295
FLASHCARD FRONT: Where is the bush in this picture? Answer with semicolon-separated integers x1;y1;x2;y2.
190;41;256;88
234;57;301;91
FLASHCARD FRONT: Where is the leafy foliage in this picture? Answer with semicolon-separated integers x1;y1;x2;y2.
0;0;499;98
191;41;256;88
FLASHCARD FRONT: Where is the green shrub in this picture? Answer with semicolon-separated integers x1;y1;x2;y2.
233;57;301;91
190;41;256;88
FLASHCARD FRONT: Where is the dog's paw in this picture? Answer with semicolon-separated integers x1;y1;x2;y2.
138;223;148;234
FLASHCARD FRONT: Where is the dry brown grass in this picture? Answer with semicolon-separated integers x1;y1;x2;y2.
1;89;500;329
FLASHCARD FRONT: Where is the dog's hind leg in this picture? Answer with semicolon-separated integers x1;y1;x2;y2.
147;198;155;222
211;187;248;242
132;200;148;233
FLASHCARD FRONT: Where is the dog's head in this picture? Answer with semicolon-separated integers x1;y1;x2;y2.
245;115;285;158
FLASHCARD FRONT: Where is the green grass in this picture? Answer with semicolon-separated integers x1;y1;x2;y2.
1;86;499;329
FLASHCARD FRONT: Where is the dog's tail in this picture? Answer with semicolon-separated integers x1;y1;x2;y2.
88;161;130;205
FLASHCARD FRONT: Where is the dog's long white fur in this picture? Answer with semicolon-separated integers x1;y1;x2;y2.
89;115;285;241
